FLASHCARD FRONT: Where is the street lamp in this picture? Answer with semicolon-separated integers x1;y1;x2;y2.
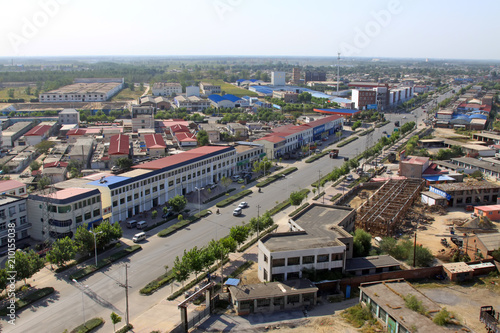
72;279;88;328
195;187;204;215
90;227;103;267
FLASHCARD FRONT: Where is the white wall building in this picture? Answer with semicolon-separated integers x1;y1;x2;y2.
186;85;200;97
0;195;29;247
271;71;286;86
152;82;182;96
39;78;124;103
200;82;221;95
58;109;80;125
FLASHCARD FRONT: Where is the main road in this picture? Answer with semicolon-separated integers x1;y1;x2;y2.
5;88;456;332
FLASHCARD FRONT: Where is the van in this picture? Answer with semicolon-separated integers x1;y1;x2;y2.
137;221;148;229
126;220;137;229
132;232;146;243
374;236;383;245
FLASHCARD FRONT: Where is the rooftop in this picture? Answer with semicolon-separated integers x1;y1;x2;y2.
0;180;25;192
43;81;122;95
402;156;429;165
474;204;500;212
42;188;95;200
432;180;500;192
229;279;318;301
291;204;353;238
59;108;78;115
345;255;401;271
86;175;131;187
261;231;344;252
144;134;166;149
450;157;500;174
476;232;500;251
421;190;449;200
108;134;129;155
442;262;474;274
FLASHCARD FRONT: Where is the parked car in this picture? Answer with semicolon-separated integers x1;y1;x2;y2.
162;211;174;219
233;208;242;216
238;202;248;209
207;183;217;190
386;169;393;174
231;175;240;181
346;175;354;181
132;232;146;243
137;221;148;229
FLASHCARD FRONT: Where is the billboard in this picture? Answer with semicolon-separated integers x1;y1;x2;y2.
366;104;378;110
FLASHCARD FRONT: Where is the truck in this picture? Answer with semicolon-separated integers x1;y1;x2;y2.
480;306;500;333
329;149;339;158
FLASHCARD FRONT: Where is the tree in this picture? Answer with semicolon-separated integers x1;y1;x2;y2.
220;176;232;193
229;225;250;249
1;165;9;175
74;224;95;256
220;236;238;253
168;195;187;213
30;160;41;171
0;268;7;292
253;157;272;176
115;157;133;171
37;176;51;190
289;190;307;206
14;250;45;284
379;237;397;254
46;237;77;268
183;247;203;279
67;160;82;179
151;210;158;220
35;140;55;154
409;244;434;267
110;312;122;333
200;247;215;274
7;89;14;98
197;130;209;146
95;221;123;249
353;229;372;257
25;86;31;95
172;256;189;288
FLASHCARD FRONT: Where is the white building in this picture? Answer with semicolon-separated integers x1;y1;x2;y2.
0;195;29;247
58;109;80;125
389;86;414;106
200;82;221;95
152;82;182;96
271;71;286;86
39;78;124;103
186;85;200;97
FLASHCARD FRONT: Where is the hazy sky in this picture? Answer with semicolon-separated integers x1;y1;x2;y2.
1;0;499;60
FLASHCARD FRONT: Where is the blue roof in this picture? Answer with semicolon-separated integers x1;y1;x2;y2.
208;94;225;103
332;97;352;104
224;278;240;286
236;79;260;83
223;94;240;102
251;86;274;95
469;114;487;120
423;175;456;182
208;94;240;103
314;108;360;114
87;175;131;187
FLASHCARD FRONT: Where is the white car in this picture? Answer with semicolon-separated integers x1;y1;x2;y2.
346;175;354;181
233;208;242;216
238;202;248;209
386;169;393;174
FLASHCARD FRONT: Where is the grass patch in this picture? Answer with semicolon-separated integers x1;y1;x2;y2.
312;191;325;200
433;308;452;326
358;128;375;136
203;80;258;97
330;193;342;202
140;269;175;295
116;324;134;333
69;317;104;333
404;294;427;315
215;190;252;207
337;136;358;147
0;287;54;316
256;167;297;187
227;260;254;279
305;151;329;163
203;188;235;204
69;245;141;280
289;203;310;217
0;86;34;101
238;225;278;252
341;304;377;328
111;87;146;101
269;189;309;216
157;209;211;237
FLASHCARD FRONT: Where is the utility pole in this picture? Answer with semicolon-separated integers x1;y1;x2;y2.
413;229;417;268
337;52;341;96
318;170;322;199
257;205;261;238
118;264;130;326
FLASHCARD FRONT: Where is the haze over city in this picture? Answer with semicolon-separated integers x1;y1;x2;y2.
2;0;500;60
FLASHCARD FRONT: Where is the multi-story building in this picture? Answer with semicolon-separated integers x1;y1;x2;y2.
272;91;298;103
200;82;221;95
139;96;171;110
152;82;182;96
23;123;55;146
2;122;34;147
58;109;80;125
292;67;301;84
0;180;28;197
197;124;221;143
351;89;377;110
234;142;265;173
226;123;248;139
429;181;500;207
389;86;414;106
186;85;200;97
305;71;326;82
144;134;166;157
0;195;30;247
39;78;124;102
271;72;286;86
173;96;211;111
108;134;130;165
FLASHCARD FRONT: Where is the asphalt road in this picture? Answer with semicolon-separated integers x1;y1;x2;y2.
5;88;457;332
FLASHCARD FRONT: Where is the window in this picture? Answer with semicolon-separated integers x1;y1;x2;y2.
332;253;343;261
287;257;300;266
159;184;165;190
76;215;83;223
145;189;150;195
127;195;132;202
168;180;174;186
20;216;27;224
0;210;5;218
93;209;100;217
84;212;91;220
287;295;299;304
302;256;314;264
152;187;157;193
257;298;270;307
9;207;16;216
134;193;139;199
272;258;285;267
264;254;268;263
113;201;118;207
19;203;26;212
120;198;125;204
317;254;329;263
92;197;96;204
0;222;6;230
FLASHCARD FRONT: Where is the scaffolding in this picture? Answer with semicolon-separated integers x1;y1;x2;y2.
355;178;424;236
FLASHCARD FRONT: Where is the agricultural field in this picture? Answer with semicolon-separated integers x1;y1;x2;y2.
205;80;258;97
0;86;36;101
111;86;147;101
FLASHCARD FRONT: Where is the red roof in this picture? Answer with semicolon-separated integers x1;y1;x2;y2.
108;134;129;155
67;128;87;136
474;205;500;212
170;124;191;133
43;161;69;168
255;135;286;143
144;134;166;149
175;132;197;142
25;125;52;137
402;156;429;165
133;145;232;170
0;180;25;192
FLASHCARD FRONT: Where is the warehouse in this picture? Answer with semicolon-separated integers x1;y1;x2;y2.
39;78;124;102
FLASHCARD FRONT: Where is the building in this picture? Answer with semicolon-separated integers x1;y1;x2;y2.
226;123;248;139
474;204;500;221
28;187;103;241
208;94;247;109
360;280;456;333
271;72;286;86
2;122;34;147
108;134;130;165
173;132;197;147
144;134;166;156
132;115;154;132
351;89;377;110
198;123;221;143
234;142;265;173
39;78;124;102
465;232;500;260
442;262;474;282
449;157;500;179
292;67;301;84
0;195;29;248
152;82;182;96
185;85;200;97
429;181;500;207
272;90;298;103
23;124;54;146
70;138;94;169
258;203;355;282
139;96;171;110
42;161;69;184
399;156;430;178
344;255;401;276
305;71;326;82
229;279;318;315
200;82;221;95
58;109;80;125
388;86;414;106
0;180;27;197
173;95;210;111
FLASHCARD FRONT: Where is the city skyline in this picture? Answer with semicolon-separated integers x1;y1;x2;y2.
1;0;500;60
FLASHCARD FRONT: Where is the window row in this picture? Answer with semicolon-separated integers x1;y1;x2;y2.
270;253;344;267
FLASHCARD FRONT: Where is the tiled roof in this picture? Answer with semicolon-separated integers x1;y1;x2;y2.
144;134;166;149
25;125;52;136
108;134;129;155
175;132;197;142
0;180;25;192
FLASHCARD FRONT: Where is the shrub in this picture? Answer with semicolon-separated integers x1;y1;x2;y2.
69;317;104;333
140;270;175;295
337;136;358;147
342;304;374;328
289;203;310;217
0;287;54;316
433;308;451;326
116;324;134;333
404;294;426;315
216;190;252;207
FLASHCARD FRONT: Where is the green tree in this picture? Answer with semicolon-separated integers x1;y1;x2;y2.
1;165;9;175
173;256;189;288
289;190;307;206
7;89;14;98
168;195;187;213
35;140;55;154
220;236;238;253
14;250;45;284
37;176;51;190
229;225;250;249
433;308;451;326
67;160;82;178
46;237;77;268
0;268;7;292
197;130;209;146
220;176;232;193
183;247;203;279
200;246;215;275
25;86;31;95
470;170;483;180
409;244;434;267
74;224;95;256
379;237;397;254
110;311;122;333
151;210;158;220
353;229;372;257
95;221;122;249
115;157;133;171
30;160;41;171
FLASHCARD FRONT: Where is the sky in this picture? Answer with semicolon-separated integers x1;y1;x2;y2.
1;0;499;60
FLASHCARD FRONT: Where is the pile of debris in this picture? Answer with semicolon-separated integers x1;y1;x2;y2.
456;215;497;232
426;204;448;215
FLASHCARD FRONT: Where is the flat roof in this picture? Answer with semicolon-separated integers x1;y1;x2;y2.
43;82;122;95
0;195;24;205
229;279;317;301
313;108;361;115
119;169;152;178
421;191;449;200
291;204;353;238
450;157;500;174
443;262;473;274
476;232;500;251
261;231;344;252
474;204;500;212
86;175;131;187
432;180;500;192
345;255;401;271
360;280;453;333
0;180;25;192
44;188;95;200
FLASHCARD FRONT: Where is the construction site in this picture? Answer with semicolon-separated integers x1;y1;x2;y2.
355;178;425;237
